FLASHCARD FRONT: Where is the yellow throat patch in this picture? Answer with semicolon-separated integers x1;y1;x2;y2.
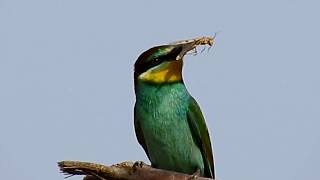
138;60;183;83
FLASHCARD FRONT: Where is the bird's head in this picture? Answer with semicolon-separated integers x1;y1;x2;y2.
134;36;214;84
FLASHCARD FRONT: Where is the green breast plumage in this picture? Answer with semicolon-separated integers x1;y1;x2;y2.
134;81;205;175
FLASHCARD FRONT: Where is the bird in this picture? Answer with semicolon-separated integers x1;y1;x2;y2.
133;37;215;178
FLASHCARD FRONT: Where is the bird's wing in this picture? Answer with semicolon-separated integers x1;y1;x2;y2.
187;97;215;178
134;103;150;160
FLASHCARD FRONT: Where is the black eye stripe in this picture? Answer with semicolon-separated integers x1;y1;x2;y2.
134;46;183;77
144;57;164;71
138;48;181;74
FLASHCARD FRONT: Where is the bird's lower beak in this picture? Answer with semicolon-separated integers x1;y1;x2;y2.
170;36;215;61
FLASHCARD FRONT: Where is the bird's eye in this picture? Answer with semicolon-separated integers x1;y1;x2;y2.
154;58;159;62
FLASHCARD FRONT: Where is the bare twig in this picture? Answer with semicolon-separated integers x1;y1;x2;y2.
58;160;213;180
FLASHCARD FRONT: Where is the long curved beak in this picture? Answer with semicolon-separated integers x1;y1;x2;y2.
170;36;215;60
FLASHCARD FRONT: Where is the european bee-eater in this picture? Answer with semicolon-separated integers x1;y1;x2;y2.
134;37;215;178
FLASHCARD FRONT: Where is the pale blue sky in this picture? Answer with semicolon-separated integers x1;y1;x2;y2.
1;1;319;180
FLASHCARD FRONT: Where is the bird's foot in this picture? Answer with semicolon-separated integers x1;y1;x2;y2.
189;169;201;180
132;161;147;173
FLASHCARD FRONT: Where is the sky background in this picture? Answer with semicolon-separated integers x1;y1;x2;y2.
1;0;319;180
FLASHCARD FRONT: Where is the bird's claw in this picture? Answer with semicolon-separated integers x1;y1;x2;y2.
189;169;201;180
132;161;146;173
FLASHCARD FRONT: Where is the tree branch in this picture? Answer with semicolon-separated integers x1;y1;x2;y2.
58;161;213;180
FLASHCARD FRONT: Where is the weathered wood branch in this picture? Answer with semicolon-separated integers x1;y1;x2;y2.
58;161;213;180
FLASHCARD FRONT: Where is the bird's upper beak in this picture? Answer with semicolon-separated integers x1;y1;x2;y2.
170;36;215;61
